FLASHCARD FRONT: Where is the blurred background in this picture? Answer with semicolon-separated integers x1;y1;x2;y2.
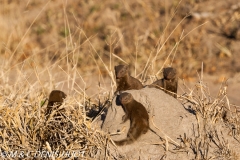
0;0;239;104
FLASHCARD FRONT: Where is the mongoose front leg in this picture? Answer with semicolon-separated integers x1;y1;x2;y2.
121;113;129;123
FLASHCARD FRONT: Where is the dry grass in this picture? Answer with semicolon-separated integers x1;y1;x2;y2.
1;0;240;79
177;73;240;159
0;0;240;159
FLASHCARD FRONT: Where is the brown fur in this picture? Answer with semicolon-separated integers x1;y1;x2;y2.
149;67;178;98
46;90;67;116
114;92;149;146
114;65;143;94
163;67;177;80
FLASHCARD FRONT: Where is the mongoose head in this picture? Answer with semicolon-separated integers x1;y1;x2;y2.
48;90;67;106
163;67;177;80
114;65;129;79
119;92;133;105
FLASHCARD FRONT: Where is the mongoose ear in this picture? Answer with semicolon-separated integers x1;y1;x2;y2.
114;66;117;70
173;68;177;74
125;65;129;70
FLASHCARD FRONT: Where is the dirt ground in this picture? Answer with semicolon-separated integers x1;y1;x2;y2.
175;0;240;106
178;74;240;106
2;0;240;104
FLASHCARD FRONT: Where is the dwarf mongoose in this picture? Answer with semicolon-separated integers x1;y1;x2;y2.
163;67;177;80
114;65;143;94
149;67;178;98
114;92;149;146
46;90;67;115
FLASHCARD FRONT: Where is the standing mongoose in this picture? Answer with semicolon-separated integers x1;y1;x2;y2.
149;67;178;98
114;65;143;94
114;92;149;146
46;90;67;116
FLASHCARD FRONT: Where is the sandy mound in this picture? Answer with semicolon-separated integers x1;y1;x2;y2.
93;87;240;159
99;88;197;159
